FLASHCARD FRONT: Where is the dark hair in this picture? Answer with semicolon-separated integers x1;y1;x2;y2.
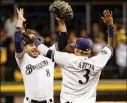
24;38;33;46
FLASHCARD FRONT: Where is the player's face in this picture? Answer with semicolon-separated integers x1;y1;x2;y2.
25;43;39;58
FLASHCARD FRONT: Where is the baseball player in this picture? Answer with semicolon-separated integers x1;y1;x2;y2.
14;8;68;103
26;10;115;103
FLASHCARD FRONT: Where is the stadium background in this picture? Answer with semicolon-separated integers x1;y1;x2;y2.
0;0;127;103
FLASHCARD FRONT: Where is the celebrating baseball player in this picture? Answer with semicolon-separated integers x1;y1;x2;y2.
25;9;115;103
14;6;69;103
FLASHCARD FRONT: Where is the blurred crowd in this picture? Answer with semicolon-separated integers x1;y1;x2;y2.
0;7;127;82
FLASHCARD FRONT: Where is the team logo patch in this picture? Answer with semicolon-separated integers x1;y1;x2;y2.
26;64;34;75
25;60;48;75
101;50;107;54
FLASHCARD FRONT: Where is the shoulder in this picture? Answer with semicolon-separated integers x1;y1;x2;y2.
100;45;113;56
39;53;54;62
91;45;113;59
49;43;58;51
90;45;113;68
15;52;31;60
58;51;75;57
67;54;80;63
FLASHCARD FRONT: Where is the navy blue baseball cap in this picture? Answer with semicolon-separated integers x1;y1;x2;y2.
71;38;91;51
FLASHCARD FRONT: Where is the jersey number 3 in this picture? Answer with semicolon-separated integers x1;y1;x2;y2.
79;69;90;84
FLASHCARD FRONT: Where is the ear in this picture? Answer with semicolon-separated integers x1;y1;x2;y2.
24;48;27;52
76;49;81;54
24;46;27;52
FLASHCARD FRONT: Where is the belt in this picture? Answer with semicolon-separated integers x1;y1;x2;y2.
26;97;52;103
65;101;72;103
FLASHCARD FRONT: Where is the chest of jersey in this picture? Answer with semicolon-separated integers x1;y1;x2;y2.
20;54;54;77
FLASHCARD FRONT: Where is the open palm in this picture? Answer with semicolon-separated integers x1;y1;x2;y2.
101;10;113;25
17;8;26;22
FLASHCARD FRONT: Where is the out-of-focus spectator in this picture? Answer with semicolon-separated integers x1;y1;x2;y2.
92;33;106;55
92;23;102;39
45;32;60;47
116;34;127;79
114;23;122;36
68;30;77;43
6;40;17;81
0;30;7;64
44;36;52;47
80;28;93;46
0;29;12;81
80;28;88;37
80;28;93;57
51;32;57;45
116;28;126;45
0;29;18;81
92;23;100;33
31;28;44;41
0;29;12;48
4;11;17;38
0;47;7;81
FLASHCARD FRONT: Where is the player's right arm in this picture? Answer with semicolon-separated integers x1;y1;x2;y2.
14;8;26;59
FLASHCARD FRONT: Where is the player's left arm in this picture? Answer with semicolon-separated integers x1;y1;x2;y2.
92;10;115;69
14;8;26;59
50;18;74;53
101;10;115;49
57;18;74;53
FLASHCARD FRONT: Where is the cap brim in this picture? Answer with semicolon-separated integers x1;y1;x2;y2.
24;41;33;46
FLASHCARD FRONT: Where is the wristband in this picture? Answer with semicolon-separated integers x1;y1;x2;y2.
108;25;115;38
32;37;43;47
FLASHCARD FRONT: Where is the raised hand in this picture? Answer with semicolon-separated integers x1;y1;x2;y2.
56;17;66;32
56;17;65;24
101;10;113;26
17;8;26;22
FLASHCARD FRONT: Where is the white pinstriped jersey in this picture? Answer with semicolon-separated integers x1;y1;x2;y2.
53;46;112;103
15;44;56;101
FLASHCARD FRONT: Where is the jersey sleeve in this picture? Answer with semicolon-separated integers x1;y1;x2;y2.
15;53;25;68
91;45;113;70
49;43;58;51
53;51;73;68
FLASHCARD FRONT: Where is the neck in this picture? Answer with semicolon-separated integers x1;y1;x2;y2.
26;52;38;58
76;53;88;56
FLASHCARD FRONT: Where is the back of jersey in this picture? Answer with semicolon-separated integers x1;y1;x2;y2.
59;46;112;103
